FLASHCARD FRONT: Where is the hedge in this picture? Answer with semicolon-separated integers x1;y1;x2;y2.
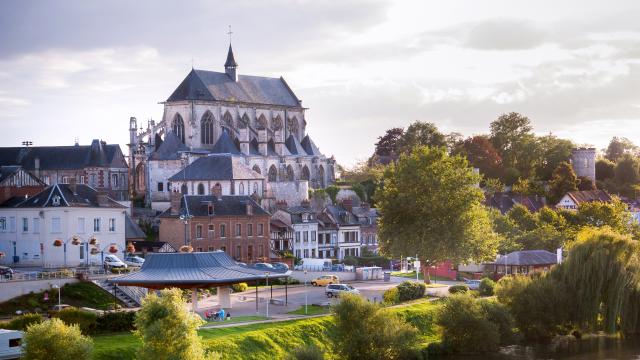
396;281;426;301
448;285;469;294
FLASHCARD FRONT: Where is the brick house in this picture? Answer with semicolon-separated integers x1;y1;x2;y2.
159;190;270;263
0;166;45;203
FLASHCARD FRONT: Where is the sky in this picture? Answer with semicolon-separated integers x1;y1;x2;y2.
1;0;639;167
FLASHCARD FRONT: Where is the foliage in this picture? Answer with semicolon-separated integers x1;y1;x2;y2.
614;154;640;184
511;178;545;196
97;311;137;333
373;127;404;159
350;183;366;202
134;288;206;360
457;135;503;179
483;178;505;195
285;344;325;360
596;159;615;181
232;283;249;293
331;293;419;360
448;285;469;294
478;300;516;344
489;112;535;178
494;275;533;308
23;318;93;360
0;313;43;331
325;185;340;203
396;121;446;155
396;281;426;301
605;136;637;162
479;278;496;296
54;307;98;334
535;135;574;181
378;146;499;282
382;287;400;305
547;162;578;204
577;176;596;190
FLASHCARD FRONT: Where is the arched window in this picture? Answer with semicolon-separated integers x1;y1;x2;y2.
301;165;310;181
286;165;295;181
201;111;215;145
268;165;278;182
288;116;299;137
172;114;185;143
222;111;233;134
257;114;267;129
318;165;325;188
239;182;244;195
197;183;205;195
239;114;250;129
272;115;283;131
180;183;188;194
252;165;262;174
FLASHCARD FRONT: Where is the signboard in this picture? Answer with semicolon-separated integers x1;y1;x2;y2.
414;260;421;269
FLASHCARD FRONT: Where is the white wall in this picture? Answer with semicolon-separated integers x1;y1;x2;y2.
0;278;78;303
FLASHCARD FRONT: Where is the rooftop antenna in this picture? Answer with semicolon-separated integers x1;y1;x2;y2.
21;140;33;147
227;25;233;44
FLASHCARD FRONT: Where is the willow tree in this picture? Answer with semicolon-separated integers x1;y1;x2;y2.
377;146;499;282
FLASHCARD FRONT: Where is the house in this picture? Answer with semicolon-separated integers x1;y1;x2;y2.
317;211;338;259
323;198;362;260
486;250;559;277
158;190;270;263
555;190;612;210
0;182;127;267
0;166;45;203
351;203;378;254
127;240;176;256
486;192;546;214
271;200;319;259
269;217;293;258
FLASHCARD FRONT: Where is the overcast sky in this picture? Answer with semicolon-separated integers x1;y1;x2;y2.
1;0;639;166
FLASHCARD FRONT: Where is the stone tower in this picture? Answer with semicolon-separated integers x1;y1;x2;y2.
570;148;596;183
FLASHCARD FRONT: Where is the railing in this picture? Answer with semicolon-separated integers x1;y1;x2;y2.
0;266;138;283
293;265;356;272
117;285;147;305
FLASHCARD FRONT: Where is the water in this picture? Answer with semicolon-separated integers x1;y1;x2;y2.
448;337;640;360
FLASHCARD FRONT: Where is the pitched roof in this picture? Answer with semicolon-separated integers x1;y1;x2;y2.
492;250;557;266
159;195;268;218
211;131;241;155
565;190;612;205
125;215;147;240
324;205;360;226
0;141;127;170
285;135;307;155
167;69;301;107
224;45;238;68
486;192;547;214
151;132;189;161
108;251;289;287
168;155;262;181
1;184;125;208
301;135;322;156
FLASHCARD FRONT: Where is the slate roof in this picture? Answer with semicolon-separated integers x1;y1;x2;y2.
108;251;290;287
224;45;238;67
210;131;241;155
301;135;322;156
151;132;189;161
287;205;318;224
167;69;301;107
492;250;557;266
168;155;262;181
125;215;147;240
285;135;307;156
486;192;547;214
270;219;293;231
160;195;268;218
0;166;42;185
564;190;612;205
324;205;360;227
1;184;125;208
0;140;127;170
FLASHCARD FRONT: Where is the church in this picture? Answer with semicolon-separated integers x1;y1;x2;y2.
129;44;335;210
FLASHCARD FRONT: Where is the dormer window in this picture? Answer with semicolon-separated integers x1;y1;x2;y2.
208;204;214;216
51;195;61;207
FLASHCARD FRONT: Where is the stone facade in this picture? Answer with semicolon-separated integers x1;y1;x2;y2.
570;148;596;183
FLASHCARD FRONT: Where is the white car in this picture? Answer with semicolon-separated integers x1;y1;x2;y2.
326;284;360;298
464;279;481;290
124;256;145;267
104;255;127;269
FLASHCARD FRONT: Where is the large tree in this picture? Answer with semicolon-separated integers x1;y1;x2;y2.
378;146;499;282
373;127;404;157
458;135;503;179
547;162;578;204
489;112;535;174
535;135;574;181
595;159;615;181
605;137;637;162
614;154;640;184
396;121;447;154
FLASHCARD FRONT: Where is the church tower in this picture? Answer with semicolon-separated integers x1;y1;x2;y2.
225;45;238;81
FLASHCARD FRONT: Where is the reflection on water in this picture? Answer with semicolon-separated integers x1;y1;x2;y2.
448;337;640;360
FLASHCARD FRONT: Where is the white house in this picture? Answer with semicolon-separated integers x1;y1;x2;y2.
555;190;612;210
272;203;319;259
0;183;127;268
324;201;361;260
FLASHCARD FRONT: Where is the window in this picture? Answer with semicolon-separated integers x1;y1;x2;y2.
258;223;264;236
247;224;253;237
295;231;301;243
221;246;226;253
33;218;39;234
197;183;205;195
167;182;171;192
253;183;258;194
62;176;69;184
239;182;244;195
93;218;101;232
197;247;203;252
157;182;164;192
259;244;264;258
207;204;214;215
80;176;85;184
22;218;28;232
235;224;241;237
9;217;15;233
79;245;84;260
220;224;226;238
303;249;308;258
311;230;316;242
112;174;118;187
108;218;116;232
208;224;214;237
235;245;242;259
51;217;61;233
303;231;309;242
0;217;5;231
77;217;85;233
208;246;215;252
248;245;253;260
173;113;185;143
201;112;215;145
196;224;203;239
43;175;50;185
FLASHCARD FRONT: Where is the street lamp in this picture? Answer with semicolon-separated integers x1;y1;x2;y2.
265;272;270;318
179;213;194;246
304;269;308;315
52;282;61;307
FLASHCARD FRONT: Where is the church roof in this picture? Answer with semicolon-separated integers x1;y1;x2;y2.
168;154;262;181
285;135;307;156
301;135;322;156
167;69;301;107
211;131;241;155
224;45;238;68
151;132;189;161
1;184;125;209
0;141;127;170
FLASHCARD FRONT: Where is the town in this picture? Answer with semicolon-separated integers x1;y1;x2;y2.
1;1;640;360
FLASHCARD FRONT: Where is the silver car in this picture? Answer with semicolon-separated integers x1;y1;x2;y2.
326;284;360;298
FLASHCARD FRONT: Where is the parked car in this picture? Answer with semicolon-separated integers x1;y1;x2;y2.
272;262;289;271
464;279;481;290
0;329;23;360
326;284;359;298
236;262;247;267
312;275;340;287
253;263;274;270
49;304;71;312
124;256;145;267
0;266;14;279
103;255;127;269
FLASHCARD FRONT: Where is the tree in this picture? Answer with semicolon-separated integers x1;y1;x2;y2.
605;137;637;162
547;162;578;204
577;176;596;190
331;293;418;360
511;178;544;197
396;121;446;154
614;154;639;184
378;146;499;283
596;159;615;181
459;136;503;179
134;288;206;360
373;127;404;157
489;112;536;176
535;135;574;181
22;318;93;360
483;178;505;195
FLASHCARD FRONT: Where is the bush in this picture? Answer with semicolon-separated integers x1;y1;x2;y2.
23;318;93;360
479;278;496;296
285;344;325;360
448;285;469;294
96;311;136;333
111;267;132;274
383;287;400;305
232;282;248;292
438;294;500;353
0;313;43;330
54;307;98;334
479;300;516;344
343;256;359;266
494;275;531;307
396;281;426;301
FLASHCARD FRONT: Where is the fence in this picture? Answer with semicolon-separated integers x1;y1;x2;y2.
0;267;138;283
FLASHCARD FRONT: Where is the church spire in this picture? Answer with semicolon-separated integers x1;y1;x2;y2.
224;26;238;81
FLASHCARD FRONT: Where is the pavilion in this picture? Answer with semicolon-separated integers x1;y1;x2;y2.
108;251;291;311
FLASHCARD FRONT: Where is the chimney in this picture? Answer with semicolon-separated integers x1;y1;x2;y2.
212;183;223;200
343;197;353;212
69;177;77;195
276;200;288;211
96;191;109;207
170;190;181;215
34;157;40;178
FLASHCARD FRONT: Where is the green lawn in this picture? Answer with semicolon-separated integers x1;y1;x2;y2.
390;271;454;282
286;305;330;316
205;315;267;325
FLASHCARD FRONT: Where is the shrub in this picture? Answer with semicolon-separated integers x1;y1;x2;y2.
479;278;495;296
285;344;325;360
396;281;426;301
343;256;359;266
54;307;98;334
110;267;132;274
437;294;500;353
494;275;532;308
383;287;400;305
448;285;469;294
0;313;43;330
96;311;136;333
22;318;93;360
232;282;249;292
479;300;516;344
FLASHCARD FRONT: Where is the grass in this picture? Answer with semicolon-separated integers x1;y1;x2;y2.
391;271;454;282
0;282;122;316
205;315;267;324
91;301;440;360
286;305;330;316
